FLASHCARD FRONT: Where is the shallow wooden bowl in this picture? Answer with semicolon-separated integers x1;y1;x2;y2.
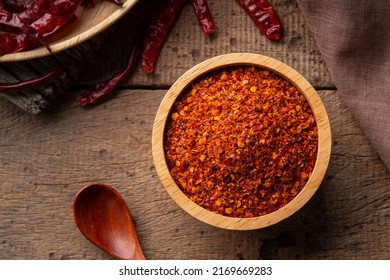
0;0;138;62
152;53;331;230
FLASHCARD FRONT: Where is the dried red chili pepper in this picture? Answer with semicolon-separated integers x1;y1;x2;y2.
142;0;186;74
191;0;215;36
0;65;65;93
0;9;48;48
18;0;51;24
0;0;124;56
0;0;86;56
1;13;79;56
0;32;35;55
1;0;27;13
30;11;77;38
237;0;282;40
77;42;139;106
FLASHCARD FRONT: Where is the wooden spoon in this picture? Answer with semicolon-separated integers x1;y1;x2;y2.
73;183;145;260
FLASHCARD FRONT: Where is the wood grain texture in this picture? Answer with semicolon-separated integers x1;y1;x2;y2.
73;183;145;260
0;35;105;113
0;89;388;259
0;0;332;112
0;0;388;261
77;0;334;88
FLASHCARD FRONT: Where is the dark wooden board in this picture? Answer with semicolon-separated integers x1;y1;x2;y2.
0;0;388;260
0;89;388;259
1;0;333;113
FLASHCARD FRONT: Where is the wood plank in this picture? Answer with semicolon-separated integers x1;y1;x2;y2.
0;0;333;113
0;89;388;259
77;0;334;88
0;36;104;113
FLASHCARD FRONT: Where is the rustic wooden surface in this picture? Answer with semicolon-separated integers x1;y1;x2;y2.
0;0;389;260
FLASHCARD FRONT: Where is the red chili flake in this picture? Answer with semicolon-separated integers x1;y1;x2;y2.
164;66;318;218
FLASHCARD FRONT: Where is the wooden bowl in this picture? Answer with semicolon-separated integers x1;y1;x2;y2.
0;0;138;62
152;53;331;230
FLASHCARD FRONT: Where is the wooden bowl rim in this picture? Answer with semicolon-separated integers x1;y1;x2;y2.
0;0;138;62
152;53;331;230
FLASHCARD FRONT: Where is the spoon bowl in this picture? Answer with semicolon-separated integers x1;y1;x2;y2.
73;183;145;260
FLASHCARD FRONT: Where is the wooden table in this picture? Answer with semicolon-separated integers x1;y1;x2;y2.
0;0;389;260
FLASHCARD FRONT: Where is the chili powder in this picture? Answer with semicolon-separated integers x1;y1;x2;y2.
164;66;318;218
